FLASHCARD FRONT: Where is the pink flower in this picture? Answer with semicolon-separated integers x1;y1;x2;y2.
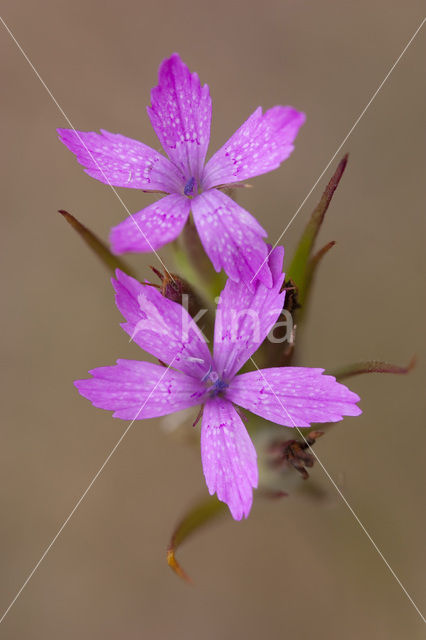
58;54;305;287
75;249;361;520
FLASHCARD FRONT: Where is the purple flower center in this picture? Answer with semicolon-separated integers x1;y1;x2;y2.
209;377;229;397
201;365;229;397
184;176;196;196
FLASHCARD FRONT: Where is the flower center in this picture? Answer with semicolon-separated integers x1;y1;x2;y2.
201;365;229;398
209;377;229;397
184;176;196;197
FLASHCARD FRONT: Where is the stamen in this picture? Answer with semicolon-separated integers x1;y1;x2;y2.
187;356;205;364
184;176;195;196
192;406;203;427
201;364;213;383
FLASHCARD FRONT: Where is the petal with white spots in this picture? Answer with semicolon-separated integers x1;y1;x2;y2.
201;397;258;520
227;368;362;427
202;106;305;190
110;194;191;254
148;53;211;181
57;128;184;193
112;270;213;379
191;189;272;287
213;247;285;379
75;360;204;420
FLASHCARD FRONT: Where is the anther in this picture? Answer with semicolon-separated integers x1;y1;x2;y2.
184;176;195;196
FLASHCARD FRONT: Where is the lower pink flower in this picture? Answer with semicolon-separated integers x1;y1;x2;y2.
75;248;361;520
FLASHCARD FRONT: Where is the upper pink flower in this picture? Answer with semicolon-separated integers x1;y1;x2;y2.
58;53;305;287
75;249;361;520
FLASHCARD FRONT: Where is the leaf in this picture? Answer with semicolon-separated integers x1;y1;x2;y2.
302;240;336;307
309;240;336;271
329;356;416;381
287;154;348;306
59;209;137;278
167;495;227;583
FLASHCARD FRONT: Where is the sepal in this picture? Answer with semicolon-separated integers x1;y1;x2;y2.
328;356;416;381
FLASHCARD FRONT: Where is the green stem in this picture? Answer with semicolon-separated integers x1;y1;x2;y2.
173;216;226;301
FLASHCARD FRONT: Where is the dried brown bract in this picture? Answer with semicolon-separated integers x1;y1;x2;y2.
268;431;324;479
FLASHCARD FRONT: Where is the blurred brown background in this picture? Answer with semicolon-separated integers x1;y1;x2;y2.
1;1;425;638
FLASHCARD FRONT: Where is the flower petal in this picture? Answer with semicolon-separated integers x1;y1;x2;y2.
201;397;258;520
148;53;212;181
191;189;272;287
57;128;183;192
202;106;305;190
75;360;203;420
227;368;362;427
113;270;213;379
266;243;285;288
110;194;191;254
213;247;285;379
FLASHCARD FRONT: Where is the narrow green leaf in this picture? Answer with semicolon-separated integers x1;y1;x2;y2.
167;495;227;583
287;154;348;305
59;209;137;278
302;240;336;309
329;356;416;381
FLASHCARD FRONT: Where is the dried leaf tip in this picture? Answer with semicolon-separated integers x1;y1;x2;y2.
166;496;227;583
